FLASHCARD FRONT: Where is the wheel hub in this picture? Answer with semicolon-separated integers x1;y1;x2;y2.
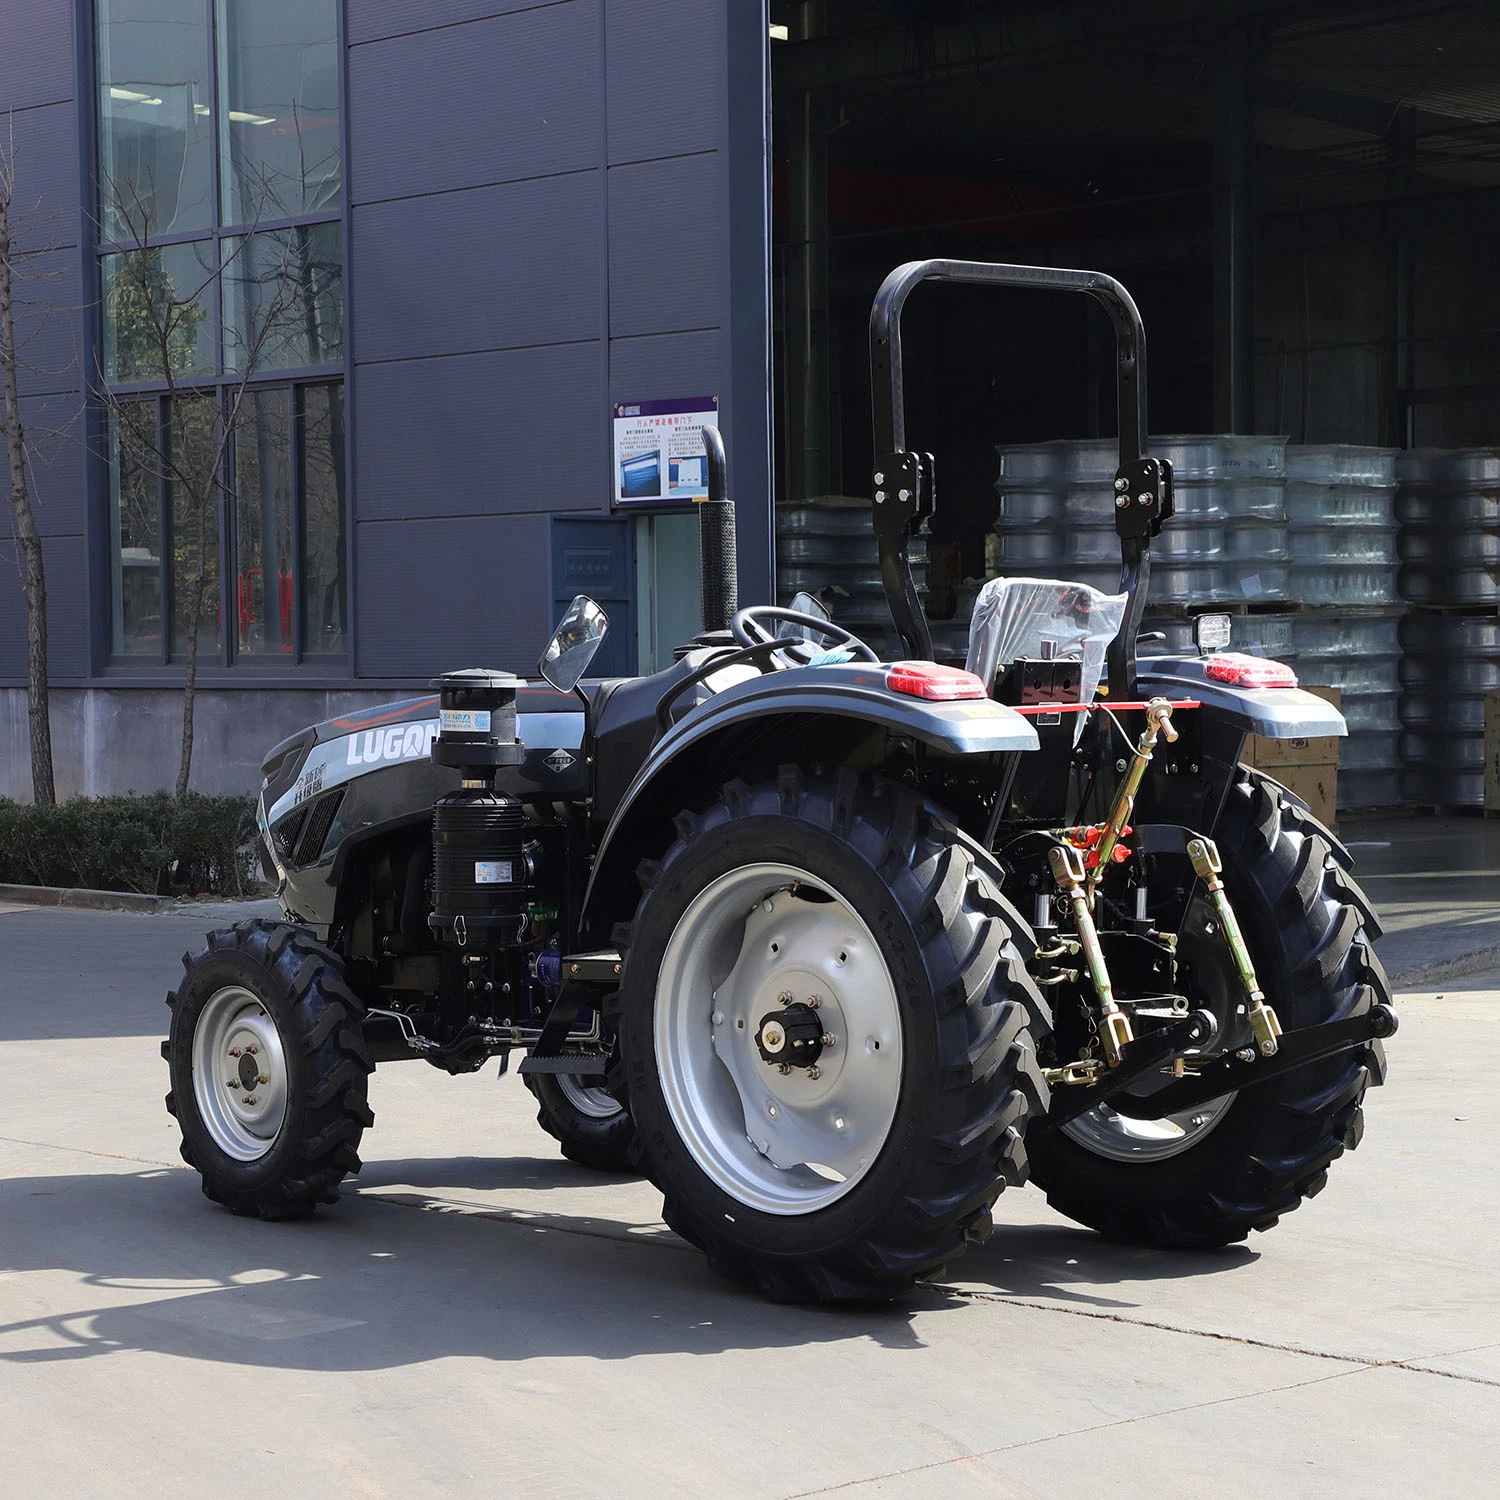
192;986;289;1162
654;866;903;1214
754;1000;828;1069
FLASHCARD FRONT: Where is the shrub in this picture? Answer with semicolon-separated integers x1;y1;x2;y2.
0;792;260;897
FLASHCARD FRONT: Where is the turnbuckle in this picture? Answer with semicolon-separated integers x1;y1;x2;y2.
1186;836;1282;1057
1048;842;1133;1065
1086;697;1177;902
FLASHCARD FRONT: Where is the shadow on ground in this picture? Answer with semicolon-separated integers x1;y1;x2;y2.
0;1164;933;1371
951;1222;1256;1308
0;1162;1258;1375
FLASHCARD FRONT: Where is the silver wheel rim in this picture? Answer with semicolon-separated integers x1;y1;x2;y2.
191;985;290;1162
654;862;903;1215
556;1072;621;1121
1062;1090;1235;1162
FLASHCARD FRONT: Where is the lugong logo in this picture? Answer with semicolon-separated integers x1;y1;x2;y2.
345;721;439;767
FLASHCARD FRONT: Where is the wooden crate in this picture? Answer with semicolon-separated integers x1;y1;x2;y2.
1243;686;1341;827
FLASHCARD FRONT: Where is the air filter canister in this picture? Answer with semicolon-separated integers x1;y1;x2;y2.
430;786;532;946
429;668;530;946
431;668;524;773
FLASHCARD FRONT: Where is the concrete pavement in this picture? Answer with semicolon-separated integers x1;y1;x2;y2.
1;904;1496;1499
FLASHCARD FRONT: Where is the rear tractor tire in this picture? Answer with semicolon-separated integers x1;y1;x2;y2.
1026;766;1389;1247
163;920;375;1219
616;767;1050;1302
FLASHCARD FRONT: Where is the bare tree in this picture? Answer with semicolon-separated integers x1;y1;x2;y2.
0;127;56;804
95;174;334;797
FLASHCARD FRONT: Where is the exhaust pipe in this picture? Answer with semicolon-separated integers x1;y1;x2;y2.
696;425;738;633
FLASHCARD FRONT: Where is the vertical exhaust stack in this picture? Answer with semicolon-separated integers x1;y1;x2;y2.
697;425;738;633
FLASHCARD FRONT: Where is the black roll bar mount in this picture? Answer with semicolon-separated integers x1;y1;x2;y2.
868;258;1174;696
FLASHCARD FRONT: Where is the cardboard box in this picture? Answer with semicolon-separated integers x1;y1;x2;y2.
1244;685;1341;826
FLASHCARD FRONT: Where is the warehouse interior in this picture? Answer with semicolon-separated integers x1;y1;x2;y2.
767;0;1500;810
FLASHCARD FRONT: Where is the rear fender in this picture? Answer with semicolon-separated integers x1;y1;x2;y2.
577;663;1037;945
1134;657;1344;838
1137;656;1347;739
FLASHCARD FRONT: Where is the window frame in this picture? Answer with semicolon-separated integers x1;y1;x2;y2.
90;0;351;674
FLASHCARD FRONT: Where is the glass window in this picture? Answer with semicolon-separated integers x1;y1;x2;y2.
102;240;217;383
216;0;342;225
96;1;347;668
222;223;344;372
300;383;347;654
166;395;222;659
109;402;163;655
96;0;214;240
233;389;293;655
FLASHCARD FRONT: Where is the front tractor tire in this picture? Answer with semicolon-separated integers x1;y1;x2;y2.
1027;766;1389;1247
524;1069;637;1173
163;920;375;1219
616;768;1049;1303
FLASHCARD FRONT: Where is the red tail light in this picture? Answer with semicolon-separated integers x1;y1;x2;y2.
1202;653;1298;689
885;662;989;701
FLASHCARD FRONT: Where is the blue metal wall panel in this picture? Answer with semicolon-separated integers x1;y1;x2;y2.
2;102;81;249
605;0;722;166
0;2;74;111
0;535;89;682
0;396;85;539
609;329;722;405
355;512;552;677
355;343;604;522
346;0;554;48
11;249;81;399
607;152;720;338
348;1;600;205
352;172;602;363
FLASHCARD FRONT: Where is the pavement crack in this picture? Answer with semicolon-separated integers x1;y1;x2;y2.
779;1365;1365;1498
945;1288;1500;1388
0;1134;178;1171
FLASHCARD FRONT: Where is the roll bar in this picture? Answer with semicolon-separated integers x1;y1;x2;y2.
867;258;1173;697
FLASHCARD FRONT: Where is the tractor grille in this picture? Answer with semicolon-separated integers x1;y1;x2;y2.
293;788;345;866
273;805;309;861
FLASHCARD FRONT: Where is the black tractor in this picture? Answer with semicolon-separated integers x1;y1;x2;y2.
162;259;1395;1302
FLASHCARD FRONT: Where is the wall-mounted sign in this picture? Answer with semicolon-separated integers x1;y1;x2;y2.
611;396;719;508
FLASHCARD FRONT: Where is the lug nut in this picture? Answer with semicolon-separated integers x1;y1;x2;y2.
807;1066;821;1081
257;1074;268;1085
228;1047;242;1058
806;995;820;1008
226;1079;241;1089
820;1034;837;1048
778;991;793;1005
246;1044;259;1056
244;1096;257;1106
778;1063;792;1076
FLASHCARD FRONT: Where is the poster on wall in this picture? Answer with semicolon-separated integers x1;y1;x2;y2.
611;396;719;507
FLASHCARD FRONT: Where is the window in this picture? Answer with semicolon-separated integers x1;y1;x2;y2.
96;0;346;667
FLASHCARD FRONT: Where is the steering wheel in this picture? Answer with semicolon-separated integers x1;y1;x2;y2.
730;606;880;665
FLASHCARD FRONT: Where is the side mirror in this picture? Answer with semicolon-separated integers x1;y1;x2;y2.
787;590;831;624
540;595;609;692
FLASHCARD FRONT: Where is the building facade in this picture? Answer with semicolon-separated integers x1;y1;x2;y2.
1;0;773;797
7;2;1500;802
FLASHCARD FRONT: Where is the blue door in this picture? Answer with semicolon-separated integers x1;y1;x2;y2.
550;517;637;678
